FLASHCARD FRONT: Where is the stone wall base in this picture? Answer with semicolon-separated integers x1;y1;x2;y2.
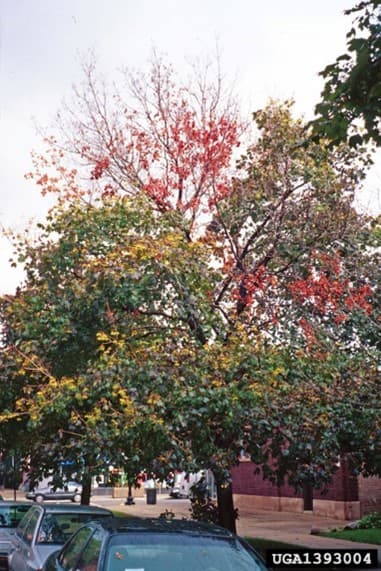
234;494;304;514
233;494;361;520
112;486;145;498
313;499;361;520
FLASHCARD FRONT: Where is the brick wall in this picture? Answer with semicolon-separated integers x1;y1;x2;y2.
314;461;358;502
358;475;381;515
232;461;301;498
232;460;359;502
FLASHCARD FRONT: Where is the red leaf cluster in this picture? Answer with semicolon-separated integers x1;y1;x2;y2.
90;157;110;180
289;252;373;321
233;266;276;309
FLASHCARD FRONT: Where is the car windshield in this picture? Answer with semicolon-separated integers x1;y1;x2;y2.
0;505;31;528
105;533;267;571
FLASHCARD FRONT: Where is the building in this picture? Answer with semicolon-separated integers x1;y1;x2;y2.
232;459;381;520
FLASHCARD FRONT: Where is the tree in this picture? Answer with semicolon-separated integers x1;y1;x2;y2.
312;1;381;147
1;57;380;530
246;346;381;495
30;54;242;238
0;349;31;492
1;194;220;504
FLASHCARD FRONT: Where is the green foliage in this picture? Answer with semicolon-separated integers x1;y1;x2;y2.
1;95;380;521
357;511;381;529
312;1;381;147
0;192;225;489
189;478;220;524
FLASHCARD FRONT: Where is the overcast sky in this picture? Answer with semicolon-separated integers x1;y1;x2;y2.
1;0;380;294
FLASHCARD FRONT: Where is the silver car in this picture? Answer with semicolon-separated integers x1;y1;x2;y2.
8;503;112;571
26;482;83;503
0;502;33;571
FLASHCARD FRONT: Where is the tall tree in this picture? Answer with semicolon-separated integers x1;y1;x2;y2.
1;194;219;503
1;57;380;529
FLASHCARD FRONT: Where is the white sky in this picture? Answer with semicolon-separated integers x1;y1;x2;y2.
0;0;380;294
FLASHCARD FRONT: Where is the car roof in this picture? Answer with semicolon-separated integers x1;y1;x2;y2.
92;517;235;538
30;503;112;515
0;501;32;507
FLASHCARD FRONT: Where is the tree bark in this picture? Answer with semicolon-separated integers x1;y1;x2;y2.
302;481;313;511
81;473;92;505
216;480;237;533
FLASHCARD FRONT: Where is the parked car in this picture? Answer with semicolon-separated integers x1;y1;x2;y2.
0;503;33;571
43;517;269;570
26;481;82;503
7;503;113;571
169;471;205;499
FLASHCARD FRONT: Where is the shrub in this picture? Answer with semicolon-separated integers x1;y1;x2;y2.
357;512;381;529
189;477;219;524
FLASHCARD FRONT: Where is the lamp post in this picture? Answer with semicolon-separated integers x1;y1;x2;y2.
125;481;135;505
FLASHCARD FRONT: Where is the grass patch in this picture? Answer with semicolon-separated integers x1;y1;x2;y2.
112;509;134;517
321;528;381;545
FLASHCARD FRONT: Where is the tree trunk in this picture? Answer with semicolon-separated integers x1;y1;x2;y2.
303;481;313;511
81;473;92;505
216;480;237;533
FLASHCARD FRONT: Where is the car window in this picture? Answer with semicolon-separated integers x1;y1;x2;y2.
0;508;9;527
37;512;110;544
16;508;34;537
20;509;41;545
37;514;67;544
12;505;32;527
0;505;31;528
76;528;103;571
58;527;94;571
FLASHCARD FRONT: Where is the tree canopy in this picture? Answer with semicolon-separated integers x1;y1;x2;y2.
1;57;380;530
313;1;381;147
